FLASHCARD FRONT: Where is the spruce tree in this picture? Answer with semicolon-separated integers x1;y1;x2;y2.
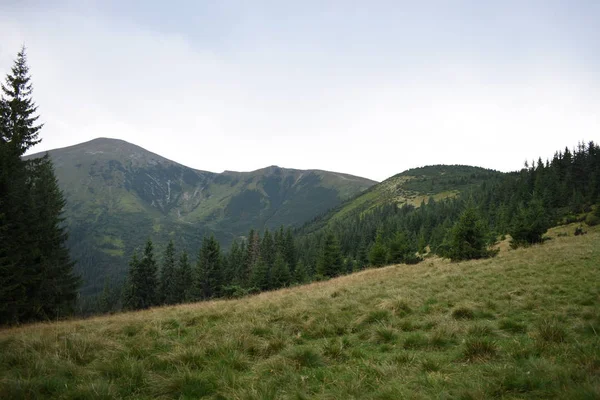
270;252;291;289
125;240;159;309
195;236;222;299
159;240;177;305
243;229;261;286
317;233;343;278
251;258;271;291
294;260;309;284
123;252;141;310
369;231;388;267
175;251;193;303
0;48;79;324
446;206;493;261
28;156;80;318
283;227;297;272
261;229;276;268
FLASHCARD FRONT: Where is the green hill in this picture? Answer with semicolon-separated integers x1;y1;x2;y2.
1;224;598;399
300;165;503;234
26;138;376;296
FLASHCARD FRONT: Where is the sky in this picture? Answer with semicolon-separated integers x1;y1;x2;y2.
1;0;598;181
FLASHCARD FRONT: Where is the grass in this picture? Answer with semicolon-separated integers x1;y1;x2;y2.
1;224;599;399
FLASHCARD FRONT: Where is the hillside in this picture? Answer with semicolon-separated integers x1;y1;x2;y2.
1;224;598;399
26;138;376;296
299;164;503;234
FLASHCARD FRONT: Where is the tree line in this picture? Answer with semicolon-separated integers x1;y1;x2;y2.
0;49;80;325
112;140;600;312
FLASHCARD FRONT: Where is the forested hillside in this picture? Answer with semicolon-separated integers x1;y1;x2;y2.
26;138;375;298
106;140;600;317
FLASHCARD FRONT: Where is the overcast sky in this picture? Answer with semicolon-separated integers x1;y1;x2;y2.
1;1;598;181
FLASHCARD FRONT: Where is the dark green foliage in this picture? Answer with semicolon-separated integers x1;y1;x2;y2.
444;205;496;261
369;231;388;267
317;233;343;278
194;236;222;299
123;240;158;310
0;49;79;324
250;259;270;291
294;260;310;284
175;251;193;303
270;253;291;289
509;197;551;247
387;231;413;264
159;241;177;305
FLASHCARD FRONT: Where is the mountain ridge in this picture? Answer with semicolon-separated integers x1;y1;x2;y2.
25;137;377;296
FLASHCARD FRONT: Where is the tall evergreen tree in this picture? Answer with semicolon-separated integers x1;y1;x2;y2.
28;156;80;318
175;251;193;303
445;206;493;261
194;236;222;299
0;48;79;324
159;240;177;305
270;252;291;289
123;240;158;310
369;231;388;267
243;229;261;286
317;233;343;278
261;229;276;268
251;258;271;291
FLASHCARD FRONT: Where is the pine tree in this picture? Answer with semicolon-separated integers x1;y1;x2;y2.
123;240;158;310
123;252;141;310
251;258;271;291
243;229;260;286
1;47;42;155
270;252;291;289
159;240;177;305
317;233;343;278
294;260;309;284
28;156;80;319
195;236;222;299
225;240;244;286
446;206;493;261
0;48;79;324
283;227;297;272
369;231;388;267
387;231;412;264
175;251;193;303
509;197;551;247
261;229;276;268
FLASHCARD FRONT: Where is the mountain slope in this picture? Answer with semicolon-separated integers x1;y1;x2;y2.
1;224;598;399
300;165;503;234
26;138;376;295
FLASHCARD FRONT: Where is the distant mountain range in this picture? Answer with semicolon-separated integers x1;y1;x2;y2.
26;138;376;295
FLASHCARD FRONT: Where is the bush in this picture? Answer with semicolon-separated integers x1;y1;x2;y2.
452;306;475;320
585;214;600;227
574;226;587;236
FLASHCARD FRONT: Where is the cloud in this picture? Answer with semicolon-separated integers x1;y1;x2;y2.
0;4;598;181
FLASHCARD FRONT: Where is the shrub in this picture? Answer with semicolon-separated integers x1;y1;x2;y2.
452;307;475;320
585;214;600;226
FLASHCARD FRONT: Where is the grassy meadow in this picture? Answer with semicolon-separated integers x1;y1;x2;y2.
1;224;599;399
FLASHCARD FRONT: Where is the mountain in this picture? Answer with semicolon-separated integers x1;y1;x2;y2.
26;138;376;296
299;164;503;234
